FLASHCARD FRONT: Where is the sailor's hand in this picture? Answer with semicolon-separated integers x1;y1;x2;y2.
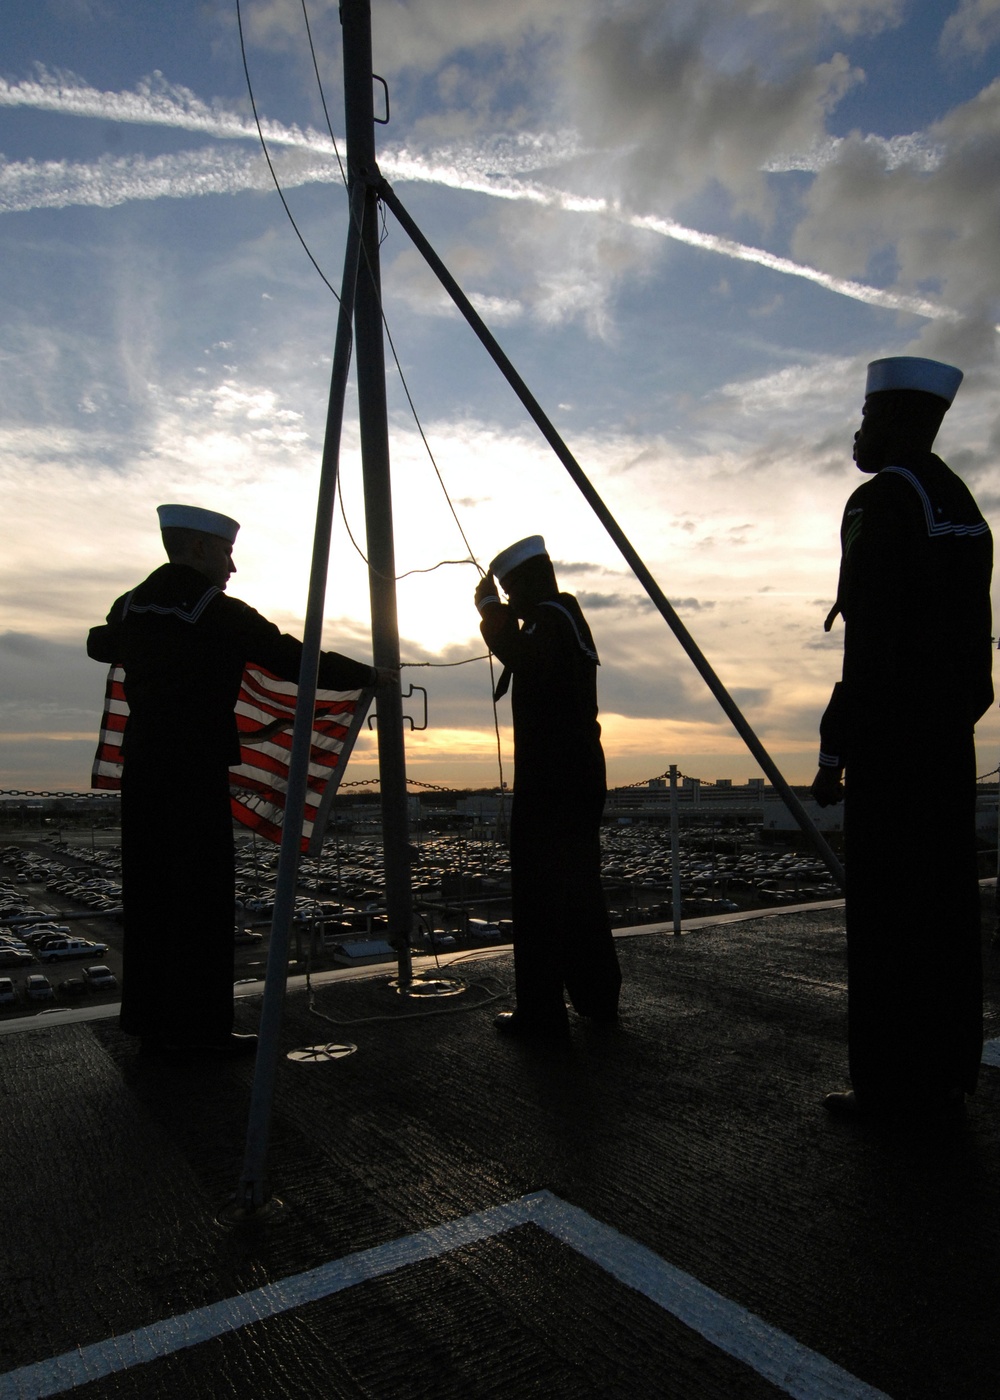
810;766;844;807
474;572;502;615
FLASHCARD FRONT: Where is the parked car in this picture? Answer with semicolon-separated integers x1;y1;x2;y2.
466;919;502;940
0;948;33;968
40;939;109;964
57;979;88;1001
25;974;55;1002
82;965;117;989
0;976;17;1005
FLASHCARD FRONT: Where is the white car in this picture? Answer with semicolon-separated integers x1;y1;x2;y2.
39;939;109;964
0;977;16;1005
25;974;54;1002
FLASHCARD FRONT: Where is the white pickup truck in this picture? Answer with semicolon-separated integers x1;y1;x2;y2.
39;938;109;964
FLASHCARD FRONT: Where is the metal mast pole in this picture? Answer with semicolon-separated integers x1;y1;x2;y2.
341;0;414;981
237;180;367;1212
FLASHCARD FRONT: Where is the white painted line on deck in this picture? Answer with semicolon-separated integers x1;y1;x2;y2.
533;1193;890;1400
0;1190;888;1400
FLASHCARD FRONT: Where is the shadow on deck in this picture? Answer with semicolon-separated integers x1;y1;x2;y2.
3;895;1000;1399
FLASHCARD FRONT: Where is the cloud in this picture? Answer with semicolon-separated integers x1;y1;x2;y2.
552;559;609;576
1;67;982;334
0;140;970;331
560;0;901;219
670;597;716;612
791;79;1000;330
5;12;1000;791
763;132;945;174
575;590;654;611
940;0;1000;58
0;633;107;792
713;356;862;425
0;146;274;212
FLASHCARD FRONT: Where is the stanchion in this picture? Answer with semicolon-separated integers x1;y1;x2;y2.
670;764;683;936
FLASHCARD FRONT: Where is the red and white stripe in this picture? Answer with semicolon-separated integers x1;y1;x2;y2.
92;663;372;854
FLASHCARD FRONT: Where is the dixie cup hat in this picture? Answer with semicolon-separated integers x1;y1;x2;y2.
489;535;548;582
865;357;963;405
156;504;240;544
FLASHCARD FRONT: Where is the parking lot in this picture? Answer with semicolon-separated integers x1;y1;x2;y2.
0;814;854;1022
0;844;123;1018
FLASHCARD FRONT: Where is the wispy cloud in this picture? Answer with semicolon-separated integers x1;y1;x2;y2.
0;69;973;331
0;147;276;211
762;132;944;173
0;68;578;169
0;67;325;150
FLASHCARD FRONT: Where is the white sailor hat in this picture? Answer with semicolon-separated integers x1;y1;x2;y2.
156;504;240;543
489;535;548;581
865;356;963;405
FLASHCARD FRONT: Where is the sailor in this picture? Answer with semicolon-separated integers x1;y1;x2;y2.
475;536;621;1039
811;358;993;1116
87;504;378;1057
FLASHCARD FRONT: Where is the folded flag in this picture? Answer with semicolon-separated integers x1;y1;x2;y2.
91;663;373;855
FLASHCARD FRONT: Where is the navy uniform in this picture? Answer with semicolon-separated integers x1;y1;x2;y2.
814;360;993;1113
88;505;374;1053
476;536;621;1036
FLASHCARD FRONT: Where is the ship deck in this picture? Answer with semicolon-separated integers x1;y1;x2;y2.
3;895;1000;1400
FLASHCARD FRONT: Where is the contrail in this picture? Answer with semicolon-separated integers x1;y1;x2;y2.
0;69;328;151
628;215;957;324
383;152;962;326
0;70;969;328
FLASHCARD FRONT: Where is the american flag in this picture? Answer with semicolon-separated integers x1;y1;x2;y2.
92;663;373;855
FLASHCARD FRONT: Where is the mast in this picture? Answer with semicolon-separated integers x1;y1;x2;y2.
236;2;413;1211
341;0;414;981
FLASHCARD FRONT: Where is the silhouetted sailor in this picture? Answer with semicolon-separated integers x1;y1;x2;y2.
88;505;376;1058
812;358;993;1117
475;536;621;1039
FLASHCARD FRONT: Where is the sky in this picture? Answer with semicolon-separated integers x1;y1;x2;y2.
2;0;1000;795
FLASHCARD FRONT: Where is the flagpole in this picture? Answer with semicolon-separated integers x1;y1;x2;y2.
237;179;367;1213
342;0;415;986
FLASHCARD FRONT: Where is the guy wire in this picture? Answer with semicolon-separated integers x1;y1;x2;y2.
236;0;342;301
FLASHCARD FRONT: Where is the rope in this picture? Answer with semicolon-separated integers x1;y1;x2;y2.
235;0;342;300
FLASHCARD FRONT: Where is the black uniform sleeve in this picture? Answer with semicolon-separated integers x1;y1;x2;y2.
483;601;594;717
87;626;118;664
220;596;375;691
480;603;570;692
317;649;376;692
818;682;848;769
87;594;130;664
479;603;521;668
839;471;914;715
